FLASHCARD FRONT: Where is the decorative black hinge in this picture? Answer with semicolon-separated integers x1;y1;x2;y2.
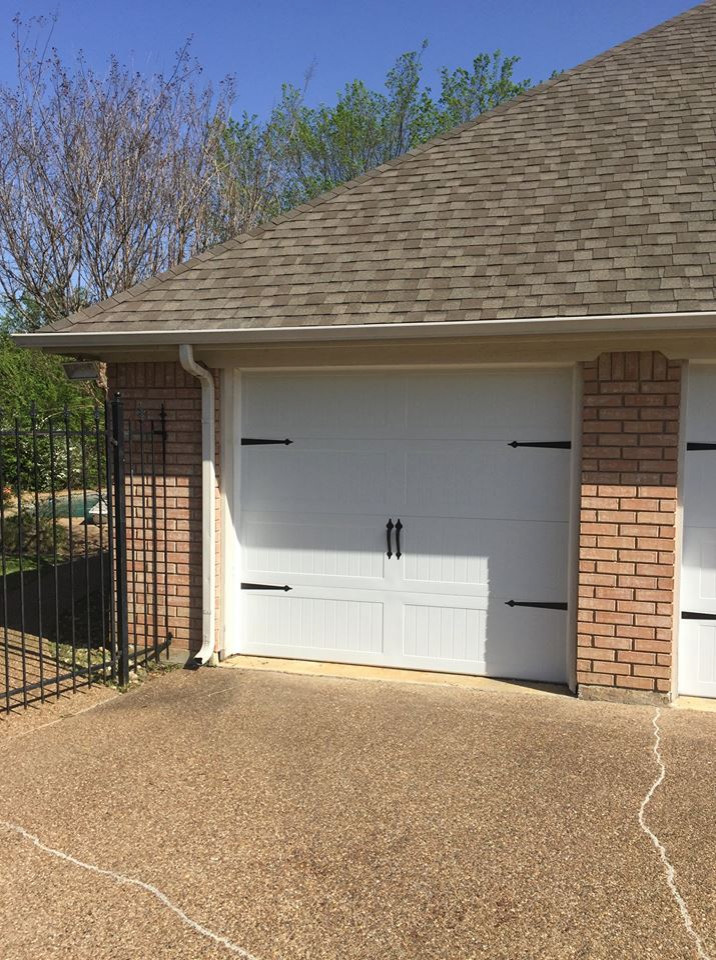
241;582;292;591
241;438;293;446
681;610;716;620
508;441;571;449
505;599;568;611
687;442;716;451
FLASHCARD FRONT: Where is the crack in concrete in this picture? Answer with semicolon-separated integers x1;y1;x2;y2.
638;707;711;960
0;820;261;959
0;678;260;959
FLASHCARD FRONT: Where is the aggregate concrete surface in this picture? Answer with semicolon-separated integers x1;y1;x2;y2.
0;666;714;959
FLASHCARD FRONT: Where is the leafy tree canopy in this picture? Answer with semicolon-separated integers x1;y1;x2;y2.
0;329;94;423
214;45;530;222
0;322;99;490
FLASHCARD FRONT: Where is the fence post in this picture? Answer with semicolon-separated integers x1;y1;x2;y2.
112;393;129;686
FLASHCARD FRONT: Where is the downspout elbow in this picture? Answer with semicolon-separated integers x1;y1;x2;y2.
178;344;216;667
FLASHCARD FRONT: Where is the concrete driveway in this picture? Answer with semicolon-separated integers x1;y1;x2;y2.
0;667;715;960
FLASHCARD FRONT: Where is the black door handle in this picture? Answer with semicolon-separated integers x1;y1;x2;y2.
395;519;403;559
386;519;394;558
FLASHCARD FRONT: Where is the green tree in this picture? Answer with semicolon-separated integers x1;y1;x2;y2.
209;110;289;236
412;51;531;141
237;44;531;212
0;328;98;491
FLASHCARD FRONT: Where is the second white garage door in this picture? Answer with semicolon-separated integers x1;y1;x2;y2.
680;366;716;696
236;368;574;683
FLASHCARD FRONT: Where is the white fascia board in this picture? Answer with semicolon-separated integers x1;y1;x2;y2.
12;310;716;350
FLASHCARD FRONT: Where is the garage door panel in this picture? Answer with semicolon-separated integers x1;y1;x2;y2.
243;513;387;584
399;595;566;682
683;370;716;435
402;601;487;667
681;528;716;610
400;518;488;590
241;590;385;658
243;373;399;438
244;370;573;441
401;370;573;440
243;444;392;515
399;518;569;598
402;443;570;521
679;622;716;698
683;452;716;527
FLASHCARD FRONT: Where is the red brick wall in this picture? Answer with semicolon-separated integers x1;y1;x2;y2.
108;362;220;655
576;352;681;701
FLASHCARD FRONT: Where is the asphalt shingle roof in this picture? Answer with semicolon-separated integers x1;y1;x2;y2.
52;1;716;336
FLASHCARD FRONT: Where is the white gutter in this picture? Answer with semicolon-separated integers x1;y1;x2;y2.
13;310;716;350
178;344;216;668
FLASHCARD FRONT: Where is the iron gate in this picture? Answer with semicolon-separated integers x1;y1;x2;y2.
0;394;171;712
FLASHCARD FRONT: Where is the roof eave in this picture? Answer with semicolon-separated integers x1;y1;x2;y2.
12;311;716;352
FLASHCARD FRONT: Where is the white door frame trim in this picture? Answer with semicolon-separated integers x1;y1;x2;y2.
219;368;242;659
566;365;583;692
673;360;689;696
220;362;580;678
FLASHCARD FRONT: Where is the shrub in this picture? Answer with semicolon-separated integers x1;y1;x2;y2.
0;509;69;559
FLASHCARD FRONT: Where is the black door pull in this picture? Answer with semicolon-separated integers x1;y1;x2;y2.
386;519;394;558
395;519;403;559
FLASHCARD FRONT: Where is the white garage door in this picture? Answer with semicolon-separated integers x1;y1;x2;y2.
680;366;716;696
237;369;573;683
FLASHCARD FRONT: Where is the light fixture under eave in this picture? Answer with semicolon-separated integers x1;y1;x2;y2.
62;360;102;381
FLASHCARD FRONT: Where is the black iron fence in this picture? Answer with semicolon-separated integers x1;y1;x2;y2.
119;397;173;681
0;395;171;713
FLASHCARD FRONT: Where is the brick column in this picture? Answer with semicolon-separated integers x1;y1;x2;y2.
108;362;220;655
576;352;681;703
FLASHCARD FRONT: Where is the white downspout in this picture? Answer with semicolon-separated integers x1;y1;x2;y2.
179;344;216;667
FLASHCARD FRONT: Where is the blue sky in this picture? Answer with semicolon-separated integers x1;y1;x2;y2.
0;0;697;116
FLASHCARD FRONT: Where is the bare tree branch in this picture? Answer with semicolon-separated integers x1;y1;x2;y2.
0;17;232;329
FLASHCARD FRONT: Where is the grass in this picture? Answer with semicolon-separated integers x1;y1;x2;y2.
1;550;99;577
1;556;40;576
50;639;112;672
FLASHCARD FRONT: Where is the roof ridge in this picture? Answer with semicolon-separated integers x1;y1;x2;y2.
57;0;711;331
